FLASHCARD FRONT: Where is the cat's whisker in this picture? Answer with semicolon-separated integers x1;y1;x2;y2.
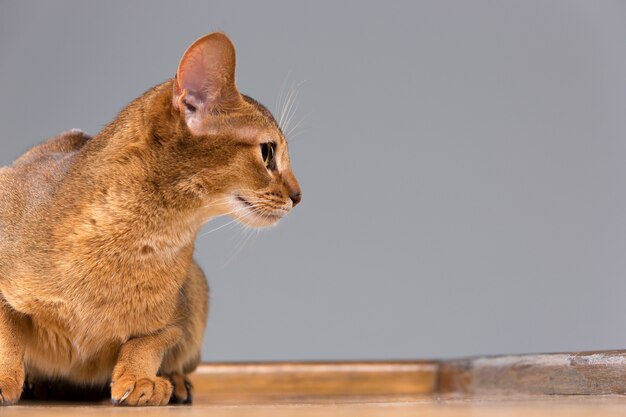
286;129;308;142
200;216;246;238
282;90;300;134
276;71;292;129
199;193;273;212
233;198;273;203
283;94;300;134
279;81;299;131
280;90;296;132
198;200;272;237
199;220;237;237
278;85;292;131
199;190;280;237
221;223;257;268
198;206;257;237
285;112;310;140
279;80;305;134
199;195;239;207
200;198;233;210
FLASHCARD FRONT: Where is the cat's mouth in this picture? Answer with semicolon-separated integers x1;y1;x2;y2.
231;194;288;228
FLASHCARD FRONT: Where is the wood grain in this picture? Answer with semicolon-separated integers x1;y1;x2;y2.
189;361;438;403
187;350;626;401
439;350;626;395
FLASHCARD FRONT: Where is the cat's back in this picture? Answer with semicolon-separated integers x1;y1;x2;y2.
0;130;92;252
8;129;91;169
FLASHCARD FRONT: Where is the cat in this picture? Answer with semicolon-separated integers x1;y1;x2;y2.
0;32;301;406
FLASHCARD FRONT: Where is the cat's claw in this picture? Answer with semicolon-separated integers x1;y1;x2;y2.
111;375;172;406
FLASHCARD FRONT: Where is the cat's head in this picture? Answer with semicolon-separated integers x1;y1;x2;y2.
170;32;301;228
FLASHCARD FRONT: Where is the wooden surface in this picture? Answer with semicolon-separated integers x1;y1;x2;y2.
7;350;626;415
439;350;626;395
8;396;626;416
189;361;438;402
186;351;626;401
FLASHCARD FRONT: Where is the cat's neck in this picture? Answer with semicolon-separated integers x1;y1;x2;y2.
67;80;222;253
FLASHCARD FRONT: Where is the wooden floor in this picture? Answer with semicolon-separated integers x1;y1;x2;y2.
8;396;626;417
6;350;626;416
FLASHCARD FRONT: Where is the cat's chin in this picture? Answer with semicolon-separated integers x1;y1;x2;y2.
228;194;286;229
234;212;283;229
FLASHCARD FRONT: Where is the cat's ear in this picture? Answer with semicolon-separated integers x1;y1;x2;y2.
173;32;242;130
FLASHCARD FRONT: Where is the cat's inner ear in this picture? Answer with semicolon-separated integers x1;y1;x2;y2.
173;32;242;130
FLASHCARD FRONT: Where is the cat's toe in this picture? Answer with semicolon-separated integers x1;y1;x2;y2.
111;375;172;406
0;375;24;406
168;373;193;404
150;378;172;406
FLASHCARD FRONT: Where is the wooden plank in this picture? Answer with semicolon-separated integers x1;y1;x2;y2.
439;350;626;395
189;361;438;402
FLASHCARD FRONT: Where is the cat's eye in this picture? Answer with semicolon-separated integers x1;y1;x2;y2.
261;142;276;168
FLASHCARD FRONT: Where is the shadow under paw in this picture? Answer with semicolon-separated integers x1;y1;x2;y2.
22;377;110;402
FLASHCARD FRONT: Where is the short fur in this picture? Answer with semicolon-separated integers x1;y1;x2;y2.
0;32;300;406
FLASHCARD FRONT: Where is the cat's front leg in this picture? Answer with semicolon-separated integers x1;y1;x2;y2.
111;326;182;406
0;298;26;405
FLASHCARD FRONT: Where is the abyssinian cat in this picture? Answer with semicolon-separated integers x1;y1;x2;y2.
0;32;301;406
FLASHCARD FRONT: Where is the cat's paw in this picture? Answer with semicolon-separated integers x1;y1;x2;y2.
111;375;172;406
167;373;193;404
0;374;24;406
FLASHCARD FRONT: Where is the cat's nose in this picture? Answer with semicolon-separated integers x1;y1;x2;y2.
290;191;302;207
283;170;301;207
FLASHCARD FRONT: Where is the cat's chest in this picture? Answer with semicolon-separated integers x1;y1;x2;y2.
4;263;182;342
52;232;190;316
74;269;182;336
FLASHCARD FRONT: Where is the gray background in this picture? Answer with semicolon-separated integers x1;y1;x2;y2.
1;1;626;361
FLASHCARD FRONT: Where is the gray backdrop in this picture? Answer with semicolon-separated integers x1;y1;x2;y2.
1;1;625;361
